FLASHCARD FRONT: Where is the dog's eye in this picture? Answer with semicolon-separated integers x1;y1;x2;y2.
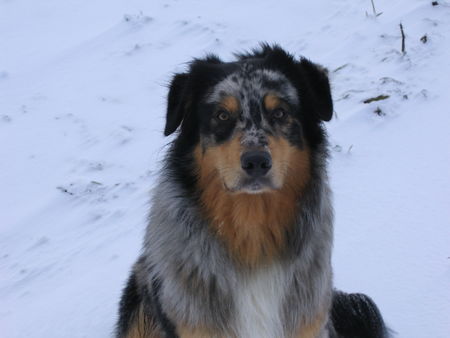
272;108;286;119
217;110;230;121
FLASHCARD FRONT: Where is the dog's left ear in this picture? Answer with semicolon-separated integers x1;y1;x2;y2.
164;72;190;136
297;58;333;122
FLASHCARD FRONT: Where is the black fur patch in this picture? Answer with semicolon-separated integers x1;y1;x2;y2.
148;277;178;338
331;291;390;338
116;267;178;338
116;271;142;337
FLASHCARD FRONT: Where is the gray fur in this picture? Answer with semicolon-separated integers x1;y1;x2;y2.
207;66;298;107
134;140;334;337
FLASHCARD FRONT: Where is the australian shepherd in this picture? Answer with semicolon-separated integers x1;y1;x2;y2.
116;45;389;338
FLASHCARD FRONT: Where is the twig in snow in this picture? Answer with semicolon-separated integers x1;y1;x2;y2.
363;95;390;104
374;107;385;116
333;64;349;73
371;0;377;15
368;0;383;17
400;23;406;54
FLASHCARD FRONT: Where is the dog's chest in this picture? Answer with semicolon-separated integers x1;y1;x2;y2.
233;263;288;338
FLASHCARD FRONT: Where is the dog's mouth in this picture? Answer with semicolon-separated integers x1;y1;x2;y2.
225;176;277;194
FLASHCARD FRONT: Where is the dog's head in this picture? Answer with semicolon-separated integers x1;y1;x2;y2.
164;45;332;195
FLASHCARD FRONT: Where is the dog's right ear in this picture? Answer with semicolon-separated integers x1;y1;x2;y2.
164;73;190;136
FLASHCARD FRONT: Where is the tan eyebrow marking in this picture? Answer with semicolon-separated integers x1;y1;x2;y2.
264;93;289;111
219;95;240;114
264;94;281;111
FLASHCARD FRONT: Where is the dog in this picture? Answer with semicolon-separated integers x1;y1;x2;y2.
116;45;389;338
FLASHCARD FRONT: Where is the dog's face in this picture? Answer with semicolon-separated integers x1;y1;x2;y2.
164;45;333;195
196;67;308;193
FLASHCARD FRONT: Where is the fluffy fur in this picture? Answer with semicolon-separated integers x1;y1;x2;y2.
116;44;389;338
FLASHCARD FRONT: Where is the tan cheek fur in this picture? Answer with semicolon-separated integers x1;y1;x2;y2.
177;326;231;338
124;305;160;338
293;312;327;338
195;134;243;191
194;134;311;266
269;136;311;190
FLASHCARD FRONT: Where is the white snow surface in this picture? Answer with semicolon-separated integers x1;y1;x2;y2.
1;0;449;337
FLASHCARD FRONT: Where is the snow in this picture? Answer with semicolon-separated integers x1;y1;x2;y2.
1;0;449;337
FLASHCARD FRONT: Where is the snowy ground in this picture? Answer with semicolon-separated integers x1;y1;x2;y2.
1;0;449;337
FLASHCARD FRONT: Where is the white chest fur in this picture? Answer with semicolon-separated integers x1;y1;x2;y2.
234;263;289;338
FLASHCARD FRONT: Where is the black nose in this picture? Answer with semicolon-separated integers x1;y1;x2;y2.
241;151;272;177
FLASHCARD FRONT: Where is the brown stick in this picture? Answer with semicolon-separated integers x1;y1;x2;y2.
400;23;406;54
